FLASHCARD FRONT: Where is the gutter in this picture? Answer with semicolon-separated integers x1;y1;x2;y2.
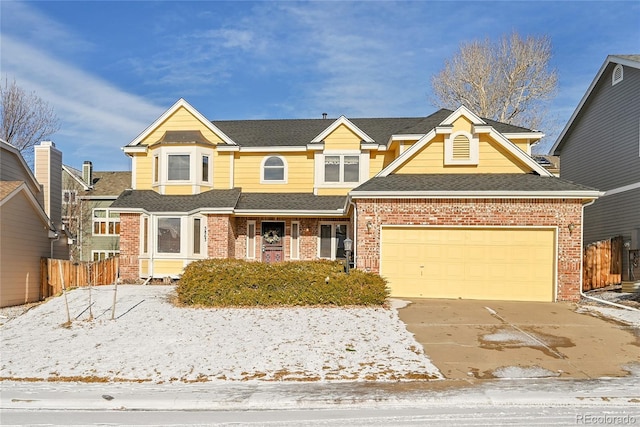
578;199;639;312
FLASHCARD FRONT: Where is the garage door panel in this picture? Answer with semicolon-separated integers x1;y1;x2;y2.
381;227;556;302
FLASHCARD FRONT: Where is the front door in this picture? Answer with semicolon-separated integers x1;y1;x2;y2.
261;222;285;263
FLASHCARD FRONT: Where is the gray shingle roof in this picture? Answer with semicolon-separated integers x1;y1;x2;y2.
154;130;211;144
111;189;241;212
212;109;534;148
351;174;599;194
236;193;346;212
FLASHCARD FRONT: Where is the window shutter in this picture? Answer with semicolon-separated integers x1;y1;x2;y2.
452;134;470;159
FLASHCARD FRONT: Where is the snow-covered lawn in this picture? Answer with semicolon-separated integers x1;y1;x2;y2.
0;285;442;383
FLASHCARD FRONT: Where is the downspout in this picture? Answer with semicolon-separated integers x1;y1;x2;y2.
579;199;639;312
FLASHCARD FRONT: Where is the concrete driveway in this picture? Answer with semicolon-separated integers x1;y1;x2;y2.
398;299;639;380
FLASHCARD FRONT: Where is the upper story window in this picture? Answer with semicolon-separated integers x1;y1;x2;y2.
612;64;623;86
262;156;287;183
324;155;359;183
168;154;190;181
444;131;479;165
62;190;77;205
93;208;120;236
201;155;210;182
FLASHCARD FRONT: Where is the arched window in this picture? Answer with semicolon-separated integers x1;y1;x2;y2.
262;156;287;183
612;64;623;86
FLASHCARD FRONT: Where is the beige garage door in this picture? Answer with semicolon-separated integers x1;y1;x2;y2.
381;227;556;302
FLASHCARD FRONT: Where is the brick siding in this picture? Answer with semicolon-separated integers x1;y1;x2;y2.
118;213;140;281
354;198;584;301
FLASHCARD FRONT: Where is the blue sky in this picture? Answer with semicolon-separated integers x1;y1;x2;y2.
1;1;638;171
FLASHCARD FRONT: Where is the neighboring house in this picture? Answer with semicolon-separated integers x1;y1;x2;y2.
62;161;131;262
0;140;68;307
533;155;560;177
112;99;601;302
552;54;640;280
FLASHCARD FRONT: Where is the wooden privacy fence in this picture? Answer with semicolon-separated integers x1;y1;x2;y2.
41;256;119;299
583;236;623;291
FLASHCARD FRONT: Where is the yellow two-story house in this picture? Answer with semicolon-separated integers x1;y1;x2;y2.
113;99;600;302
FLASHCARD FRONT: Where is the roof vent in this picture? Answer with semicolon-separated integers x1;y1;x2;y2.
612;64;623;86
322;113;327;119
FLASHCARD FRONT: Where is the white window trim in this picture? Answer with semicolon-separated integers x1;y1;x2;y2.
140;215;150;255
92;208;120;236
260;155;288;184
201;154;211;184
152;146;215;193
155;216;183;256
191;215;206;257
247;221;256;259
444;130;479;165
612;64;623;86
317;222;348;260
290;221;300;260
153;154;159;184
315;151;368;188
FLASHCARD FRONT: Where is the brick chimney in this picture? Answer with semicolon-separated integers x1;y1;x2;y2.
34;141;62;230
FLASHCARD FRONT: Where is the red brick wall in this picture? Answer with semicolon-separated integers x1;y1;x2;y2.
207;215;234;258
119;213;140;281
354;198;584;301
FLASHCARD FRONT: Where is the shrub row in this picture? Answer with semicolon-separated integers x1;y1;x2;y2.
176;259;389;307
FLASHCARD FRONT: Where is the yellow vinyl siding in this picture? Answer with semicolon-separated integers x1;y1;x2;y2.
369;152;387;178
135;154;153;190
316;188;351;196
234;152;314;192
140;259;149;276
151;260;186;276
381;227;555;302
163;185;193;195
323;124;362;150
395;135;531;174
139;106;224;146
213;151;231;189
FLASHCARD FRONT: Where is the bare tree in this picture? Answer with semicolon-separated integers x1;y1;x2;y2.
431;32;558;131
0;77;60;159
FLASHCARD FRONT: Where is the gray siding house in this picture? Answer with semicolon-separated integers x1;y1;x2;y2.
62;161;130;262
552;54;640;279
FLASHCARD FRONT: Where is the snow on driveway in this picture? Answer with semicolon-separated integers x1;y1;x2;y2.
0;285;442;383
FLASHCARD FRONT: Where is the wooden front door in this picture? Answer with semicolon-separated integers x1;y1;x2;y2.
261;222;285;263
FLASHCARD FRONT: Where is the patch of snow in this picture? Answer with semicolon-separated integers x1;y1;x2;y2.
0;285;442;383
578;305;640;328
481;331;539;346
492;366;560;379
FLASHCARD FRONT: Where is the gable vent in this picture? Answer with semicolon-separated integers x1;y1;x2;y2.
612;64;623;86
452;134;471;159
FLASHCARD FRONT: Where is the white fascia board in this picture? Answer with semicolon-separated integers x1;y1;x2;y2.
349;190;603;199
122;146;148;154
551;55;640;155
0;183;53;228
311;116;375;143
307;143;324;151
109;207;149;214
126;98;237;148
503;132;545;140
234;209;346;217
1;140;42;191
486;129;553;177
441;105;487;126
238;146;306;153
194;208;235;215
376;129;437;177
391;134;426;141
360;142;384;150
62;165;91;190
215;146;241;152
603;181;640;197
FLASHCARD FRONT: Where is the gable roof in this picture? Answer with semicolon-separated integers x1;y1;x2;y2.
126;98;236;148
211;109;536;149
552;54;640;155
0;139;42;191
375;106;552;177
350;173;601;199
0;181;52;228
